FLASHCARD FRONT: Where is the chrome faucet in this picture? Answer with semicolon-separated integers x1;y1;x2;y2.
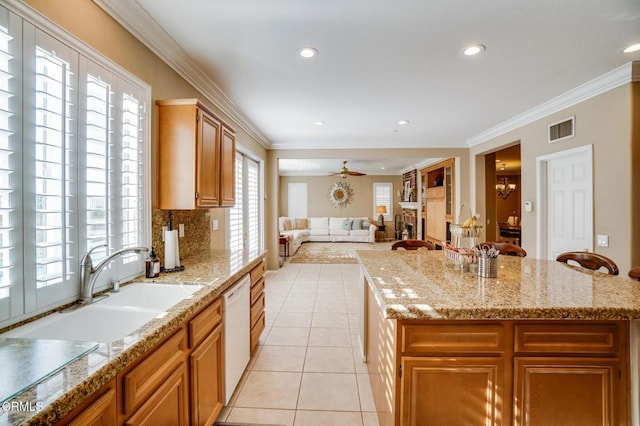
80;244;148;304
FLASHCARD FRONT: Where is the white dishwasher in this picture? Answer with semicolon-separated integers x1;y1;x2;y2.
223;274;251;405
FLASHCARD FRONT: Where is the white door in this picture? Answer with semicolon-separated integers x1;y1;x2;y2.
538;146;593;260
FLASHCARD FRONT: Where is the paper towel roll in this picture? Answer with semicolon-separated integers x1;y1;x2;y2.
164;230;178;270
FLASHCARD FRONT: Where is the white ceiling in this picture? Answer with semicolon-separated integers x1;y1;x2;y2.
278;158;438;176
101;0;639;173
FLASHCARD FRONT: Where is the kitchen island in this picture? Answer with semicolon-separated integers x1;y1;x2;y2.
356;250;640;426
0;250;265;425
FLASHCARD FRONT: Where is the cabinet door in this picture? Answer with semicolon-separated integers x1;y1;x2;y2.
67;386;116;426
426;200;436;238
435;200;446;241
513;357;620;426
196;110;221;207
125;363;189;426
219;127;235;207
190;324;224;426
401;357;504;426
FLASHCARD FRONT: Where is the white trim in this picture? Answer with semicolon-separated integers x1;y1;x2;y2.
91;0;271;149
468;62;633;147
535;145;593;259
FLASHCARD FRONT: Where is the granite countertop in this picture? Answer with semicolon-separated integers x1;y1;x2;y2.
0;250;265;426
356;250;640;321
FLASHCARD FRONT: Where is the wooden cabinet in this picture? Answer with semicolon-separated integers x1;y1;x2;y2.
512;323;628;426
62;380;117;426
421;158;455;246
188;299;224;425
249;258;266;351
156;99;235;209
365;284;630;426
401;357;504;426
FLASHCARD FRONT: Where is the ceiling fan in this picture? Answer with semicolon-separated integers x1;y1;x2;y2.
330;161;366;178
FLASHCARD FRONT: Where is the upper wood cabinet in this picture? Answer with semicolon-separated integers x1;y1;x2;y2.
421;158;455;244
156;99;235;209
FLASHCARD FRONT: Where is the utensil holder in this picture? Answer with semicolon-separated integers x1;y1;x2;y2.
478;255;498;278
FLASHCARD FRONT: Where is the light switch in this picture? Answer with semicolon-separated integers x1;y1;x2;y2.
212;219;219;231
524;201;533;213
178;223;185;238
596;234;609;247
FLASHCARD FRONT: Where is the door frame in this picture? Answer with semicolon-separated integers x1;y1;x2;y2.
535;144;593;259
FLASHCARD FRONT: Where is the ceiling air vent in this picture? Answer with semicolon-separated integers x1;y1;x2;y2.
548;116;575;143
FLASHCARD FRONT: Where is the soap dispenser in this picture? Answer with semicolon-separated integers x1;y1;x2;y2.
146;246;160;278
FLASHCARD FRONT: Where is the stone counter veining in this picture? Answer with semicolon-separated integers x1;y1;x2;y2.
0;250;265;426
356;250;640;320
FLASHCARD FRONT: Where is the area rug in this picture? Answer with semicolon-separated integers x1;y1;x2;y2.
289;241;394;264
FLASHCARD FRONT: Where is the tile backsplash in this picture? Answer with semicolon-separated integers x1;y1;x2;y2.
152;208;211;265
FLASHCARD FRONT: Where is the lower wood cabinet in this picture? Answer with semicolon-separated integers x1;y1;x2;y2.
249;259;266;351
514;357;621;426
63;380;117;426
124;363;189;426
366;283;630;426
189;323;223;426
401;356;504;426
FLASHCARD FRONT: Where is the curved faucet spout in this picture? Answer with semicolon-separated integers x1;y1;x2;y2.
80;246;149;304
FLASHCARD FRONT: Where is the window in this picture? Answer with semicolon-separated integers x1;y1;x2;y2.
373;182;393;221
287;182;307;218
0;3;150;327
229;151;262;263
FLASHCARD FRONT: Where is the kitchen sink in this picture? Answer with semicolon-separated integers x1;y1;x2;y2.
3;283;203;343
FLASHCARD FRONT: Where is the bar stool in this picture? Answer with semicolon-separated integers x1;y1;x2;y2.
476;242;526;257
391;240;435;250
628;267;640;280
555;251;619;275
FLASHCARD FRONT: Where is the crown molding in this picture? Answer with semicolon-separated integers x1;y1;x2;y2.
467;62;634;147
93;0;271;149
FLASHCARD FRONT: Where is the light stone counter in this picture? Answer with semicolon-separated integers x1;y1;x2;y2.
0;250;265;426
356;250;640;320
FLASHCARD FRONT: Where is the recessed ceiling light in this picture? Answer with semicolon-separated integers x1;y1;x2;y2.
381;167;386;170
623;43;640;53
398;120;410;125
463;44;486;56
300;47;319;58
314;121;325;126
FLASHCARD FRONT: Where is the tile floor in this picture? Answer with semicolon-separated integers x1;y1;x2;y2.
217;262;379;426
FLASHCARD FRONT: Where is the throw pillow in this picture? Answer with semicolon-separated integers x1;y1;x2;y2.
341;219;352;230
362;220;370;230
295;218;309;229
283;218;292;231
351;218;362;230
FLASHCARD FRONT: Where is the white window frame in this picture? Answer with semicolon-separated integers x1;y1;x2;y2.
373;182;393;222
0;1;151;328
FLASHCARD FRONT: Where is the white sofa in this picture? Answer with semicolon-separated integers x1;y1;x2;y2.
279;216;377;255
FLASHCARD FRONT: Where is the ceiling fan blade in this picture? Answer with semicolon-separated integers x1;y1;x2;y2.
347;171;366;176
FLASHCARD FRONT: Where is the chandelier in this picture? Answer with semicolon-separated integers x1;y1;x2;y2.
496;176;516;199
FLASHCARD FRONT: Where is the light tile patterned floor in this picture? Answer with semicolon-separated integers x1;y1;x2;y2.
217;263;380;426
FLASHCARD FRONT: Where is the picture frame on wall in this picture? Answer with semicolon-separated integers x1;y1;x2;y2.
404;181;411;201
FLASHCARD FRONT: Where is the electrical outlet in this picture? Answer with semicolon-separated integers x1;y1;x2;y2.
596;234;609;247
212;219;219;231
178;223;185;238
162;226;167;241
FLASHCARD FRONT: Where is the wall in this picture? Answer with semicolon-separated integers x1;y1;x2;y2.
470;83;636;273
279;175;404;237
266;148;470;269
23;0;268;262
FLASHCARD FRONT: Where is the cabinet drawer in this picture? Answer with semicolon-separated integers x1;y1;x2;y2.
123;329;187;415
250;311;265;351
68;384;116;426
250;277;265;306
250;293;265;328
426;186;445;199
189;297;222;349
514;323;620;355
401;324;505;354
250;258;266;285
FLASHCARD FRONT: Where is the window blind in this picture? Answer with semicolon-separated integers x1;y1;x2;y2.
373;182;392;220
